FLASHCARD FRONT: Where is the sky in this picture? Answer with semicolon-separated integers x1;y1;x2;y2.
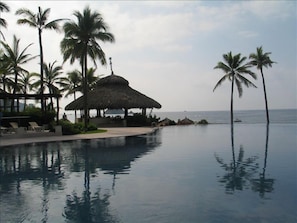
1;0;296;113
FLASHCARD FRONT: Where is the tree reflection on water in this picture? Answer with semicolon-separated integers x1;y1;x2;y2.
251;124;275;198
62;134;161;223
215;124;274;197
0;130;161;222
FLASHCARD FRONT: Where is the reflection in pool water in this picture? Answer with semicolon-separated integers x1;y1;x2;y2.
0;124;296;222
215;125;275;198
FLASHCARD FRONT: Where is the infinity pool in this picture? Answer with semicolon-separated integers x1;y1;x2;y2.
0;124;296;222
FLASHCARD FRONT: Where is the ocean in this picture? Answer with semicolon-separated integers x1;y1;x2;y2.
65;109;297;125
153;109;297;124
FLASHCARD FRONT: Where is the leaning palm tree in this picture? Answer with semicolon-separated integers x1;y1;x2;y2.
1;35;37;112
249;47;275;124
213;52;257;125
0;1;10;40
16;7;65;112
60;6;115;130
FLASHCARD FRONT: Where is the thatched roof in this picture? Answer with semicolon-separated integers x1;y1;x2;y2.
65;74;161;110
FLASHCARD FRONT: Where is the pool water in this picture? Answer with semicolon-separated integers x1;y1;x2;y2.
0;124;296;223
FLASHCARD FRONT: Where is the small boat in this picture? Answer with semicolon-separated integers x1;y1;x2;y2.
234;118;242;123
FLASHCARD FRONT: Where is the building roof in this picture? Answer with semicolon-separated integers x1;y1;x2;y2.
65;74;161;110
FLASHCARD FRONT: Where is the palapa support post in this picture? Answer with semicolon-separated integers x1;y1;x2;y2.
124;108;128;118
142;108;146;116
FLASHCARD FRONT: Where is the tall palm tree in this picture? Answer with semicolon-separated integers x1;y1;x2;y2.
16;6;65;112
18;72;35;110
213;52;257;125
60;6;115;130
0;1;10;40
249;47;275;124
1;35;37;112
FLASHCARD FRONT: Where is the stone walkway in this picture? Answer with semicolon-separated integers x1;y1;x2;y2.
0;127;157;147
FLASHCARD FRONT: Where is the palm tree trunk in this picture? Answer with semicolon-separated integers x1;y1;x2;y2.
49;90;54;110
3;78;7;111
74;92;77;123
23;94;27;111
11;70;18;112
230;74;234;126
261;68;269;124
38;8;44;113
56;96;59;125
83;54;88;131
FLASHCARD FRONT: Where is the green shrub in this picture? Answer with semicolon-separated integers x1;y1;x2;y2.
87;123;97;131
59;120;99;135
23;107;55;124
59;120;81;135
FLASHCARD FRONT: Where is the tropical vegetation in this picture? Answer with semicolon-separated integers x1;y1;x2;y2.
0;34;37;112
0;1;9;40
249;46;275;124
0;1;276;129
60;6;115;130
213;52;257;125
0;2;113;129
16;6;65;112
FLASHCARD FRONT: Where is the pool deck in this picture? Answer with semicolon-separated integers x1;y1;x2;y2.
0;127;157;147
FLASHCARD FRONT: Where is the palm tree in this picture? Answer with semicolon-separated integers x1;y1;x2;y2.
61;68;99;122
33;61;67;111
0;1;10;40
1;35;37;112
60;6;115;130
213;52;257;125
249;47;275;124
18;72;35;110
0;51;13;111
61;69;80;122
16;6;65;112
76;68;101;93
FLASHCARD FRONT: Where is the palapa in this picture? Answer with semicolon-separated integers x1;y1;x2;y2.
65;74;161;111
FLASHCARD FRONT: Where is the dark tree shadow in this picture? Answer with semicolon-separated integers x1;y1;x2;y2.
63;132;161;223
215;124;259;194
251;124;275;198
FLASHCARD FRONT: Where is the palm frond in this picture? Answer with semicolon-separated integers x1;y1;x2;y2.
235;77;243;97
213;74;229;92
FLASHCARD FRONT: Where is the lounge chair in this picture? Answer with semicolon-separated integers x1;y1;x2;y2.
8;122;19;133
0;126;8;135
28;122;44;132
9;122;18;129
